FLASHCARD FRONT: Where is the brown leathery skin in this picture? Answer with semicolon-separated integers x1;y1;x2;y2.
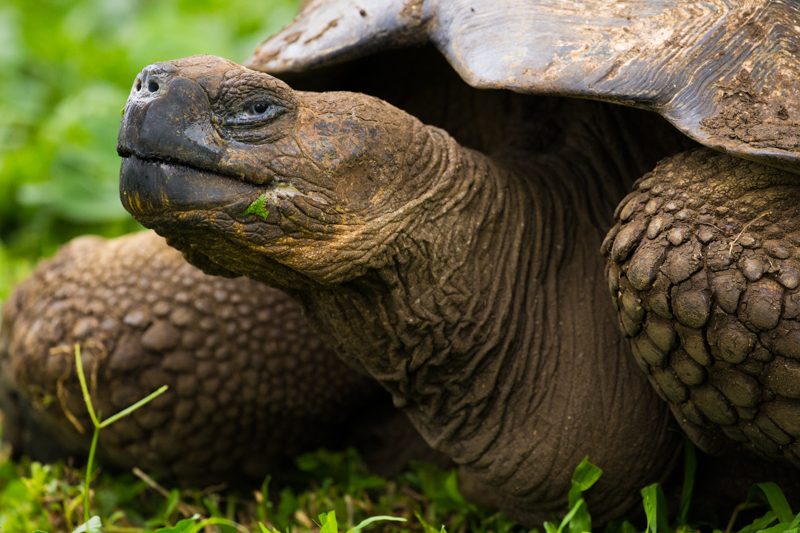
0;231;381;484
119;56;681;525
604;148;800;462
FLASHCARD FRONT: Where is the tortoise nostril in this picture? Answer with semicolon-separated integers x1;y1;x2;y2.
147;80;159;93
135;78;142;92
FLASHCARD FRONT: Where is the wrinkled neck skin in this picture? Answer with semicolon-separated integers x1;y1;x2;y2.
291;106;679;524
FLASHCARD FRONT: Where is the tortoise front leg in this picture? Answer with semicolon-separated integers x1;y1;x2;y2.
0;231;405;484
604;148;800;463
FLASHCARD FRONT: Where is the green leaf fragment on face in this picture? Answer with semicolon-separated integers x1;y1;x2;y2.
243;193;270;220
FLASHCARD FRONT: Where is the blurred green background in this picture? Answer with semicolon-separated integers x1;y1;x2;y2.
0;0;300;299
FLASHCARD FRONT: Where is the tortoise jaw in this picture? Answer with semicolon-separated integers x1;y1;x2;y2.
119;155;262;218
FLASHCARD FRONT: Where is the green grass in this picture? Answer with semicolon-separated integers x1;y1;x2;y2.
2;432;800;532
0;437;516;532
0;350;798;533
0;0;300;298
73;344;169;524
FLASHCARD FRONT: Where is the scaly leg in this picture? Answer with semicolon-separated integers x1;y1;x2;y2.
605;148;800;463
0;231;423;484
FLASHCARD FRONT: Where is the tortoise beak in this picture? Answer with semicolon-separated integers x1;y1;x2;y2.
117;61;223;167
119;157;255;218
118;60;259;217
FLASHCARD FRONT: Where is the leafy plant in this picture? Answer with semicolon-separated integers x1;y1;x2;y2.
317;510;407;533
4;433;800;532
542;457;602;533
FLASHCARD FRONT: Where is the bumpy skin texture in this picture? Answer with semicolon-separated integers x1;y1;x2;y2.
0;231;380;484
117;56;683;525
604;149;800;462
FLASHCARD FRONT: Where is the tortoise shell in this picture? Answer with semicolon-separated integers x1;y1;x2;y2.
250;0;800;173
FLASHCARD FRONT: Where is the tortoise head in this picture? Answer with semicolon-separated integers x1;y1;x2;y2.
118;55;433;287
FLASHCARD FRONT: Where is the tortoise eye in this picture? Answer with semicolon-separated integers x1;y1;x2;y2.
250;101;270;115
225;98;285;127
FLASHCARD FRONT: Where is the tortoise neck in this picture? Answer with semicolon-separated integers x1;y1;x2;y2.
299;104;647;407
297;107;678;521
299;126;586;441
298;127;525;384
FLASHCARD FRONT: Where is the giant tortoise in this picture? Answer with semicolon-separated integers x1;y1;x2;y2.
4;0;800;527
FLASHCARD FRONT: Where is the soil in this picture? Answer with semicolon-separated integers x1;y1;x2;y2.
701;68;800;152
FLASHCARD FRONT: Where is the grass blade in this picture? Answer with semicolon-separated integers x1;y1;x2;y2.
752;482;793;523
566;457;602;533
557;500;586;533
74;344;100;428
349;515;407;532
73;342;169;522
543;521;559;533
82;427;100;523
678;440;696;525
734;510;776;533
319;511;338;533
758;525;798;533
641;483;671;533
99;385;169;428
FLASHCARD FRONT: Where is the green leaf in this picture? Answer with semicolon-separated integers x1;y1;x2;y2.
758;524;798;533
751;482;793;523
72;515;102;533
319;510;338;533
566;457;602;533
568;458;603;499
543;521;559;533
155;516;248;533
154;515;201;533
641;483;671;533
444;470;467;505
557;500;587;533
736;510;777;533
242;193;270;220
414;511;446;533
161;489;182;523
156;515;200;533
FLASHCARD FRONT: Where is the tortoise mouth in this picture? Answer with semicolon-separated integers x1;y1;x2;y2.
119;155;262;218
